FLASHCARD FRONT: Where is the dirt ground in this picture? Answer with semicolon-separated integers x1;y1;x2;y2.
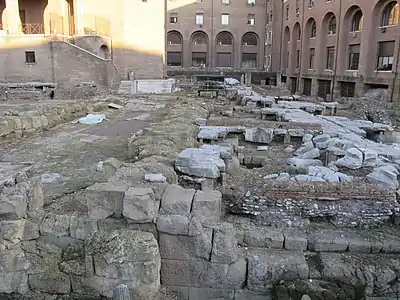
0;97;166;203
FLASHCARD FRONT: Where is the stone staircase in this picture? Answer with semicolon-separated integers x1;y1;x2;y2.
117;80;133;95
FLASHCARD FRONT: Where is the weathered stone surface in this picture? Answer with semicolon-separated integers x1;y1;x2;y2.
0;271;27;294
298;148;320;159
28;272;71;294
69;214;98;240
159;229;212;260
211;223;238;264
367;165;399;189
0;219;39;243
245;127;274;144
286;157;323;168
335;148;363;169
294;141;314;156
243;228;284;249
247;250;308;292
0;245;31;272
235;290;272;300
144;173;167;183
85;182;129;220
188;287;235;300
40;213;71;237
0;189;27;220
361;148;378;167
160;185;195;216
283;230;308;251
85;229;160;298
156;215;190;235
191;190;221;224
161;258;246;289
308;230;349;252
123;187;156;223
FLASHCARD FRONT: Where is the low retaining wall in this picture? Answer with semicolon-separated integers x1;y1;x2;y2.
0;101;107;139
230;180;398;228
133;79;176;94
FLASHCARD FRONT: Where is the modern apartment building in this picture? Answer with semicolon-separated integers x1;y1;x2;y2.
0;0;165;88
267;0;400;101
165;0;267;72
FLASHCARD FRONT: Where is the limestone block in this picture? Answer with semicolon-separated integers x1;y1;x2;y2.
308;230;349;252
247;250;308;292
0;245;31;272
244;228;284;249
245;127;274;144
40;115;49;129
161;258;246;289
335;148;363;170
159;229;212;260
288;128;305;137
188;287;235;300
0;120;10;137
211;223;238;264
123;187;156;223
5;117;22;132
20;116;33;130
294;141;314;156
297;148;320;159
160;185;195;216
31;116;42;129
0;220;39;243
0;271;28;294
28;272;71;294
234;290;271;300
156;215;190;235
0;190;28;220
283;230;308;251
69;213;98;240
191;190;221;224
85;182;129;220
40;213;71;237
312;134;331;147
85;230;160;298
302;133;313;143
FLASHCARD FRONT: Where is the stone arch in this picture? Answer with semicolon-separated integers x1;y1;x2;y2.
350;8;364;31
306;17;317;38
191;31;208;44
282;26;290;70
322;12;337;35
167;30;183;45
216;31;234;45
216;31;234;67
99;45;110;59
241;32;258;46
291;23;301;71
241;32;259;69
293;22;301;40
190;31;209;67
379;1;399;26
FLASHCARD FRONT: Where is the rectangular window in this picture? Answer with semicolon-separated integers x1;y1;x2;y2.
170;13;178;24
377;41;395;71
296;49;300;68
25;51;36;63
348;44;360;70
248;0;256;4
166;52;182;67
192;52;207;67
217;52;232;67
326;46;335;70
241;53;257;69
221;13;229;25
286;5;289;20
221;0;230;3
309;48;315;69
196;13;204;25
247;14;255;25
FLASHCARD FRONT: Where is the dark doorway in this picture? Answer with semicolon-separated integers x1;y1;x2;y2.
303;78;312;96
340;81;356;97
317;79;331;99
290;77;297;93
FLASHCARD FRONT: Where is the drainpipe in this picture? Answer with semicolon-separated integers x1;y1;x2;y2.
297;0;306;93
330;0;342;101
390;36;400;102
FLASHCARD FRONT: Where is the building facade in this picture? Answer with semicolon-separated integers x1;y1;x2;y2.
0;0;165;88
268;0;400;101
165;0;267;72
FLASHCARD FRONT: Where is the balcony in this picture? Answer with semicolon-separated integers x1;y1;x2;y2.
21;23;44;34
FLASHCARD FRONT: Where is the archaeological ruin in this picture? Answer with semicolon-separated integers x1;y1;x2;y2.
1;77;400;300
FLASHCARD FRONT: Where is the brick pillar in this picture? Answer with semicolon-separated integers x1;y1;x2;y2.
4;0;21;34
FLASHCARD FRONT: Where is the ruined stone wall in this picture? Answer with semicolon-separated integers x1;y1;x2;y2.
230;180;398;228
0;101;108;139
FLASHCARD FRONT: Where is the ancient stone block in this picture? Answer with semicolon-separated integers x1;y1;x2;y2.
188;287;235;300
191;190;221;224
211;223;238;264
283;230;308;251
235;290;272;300
159;229;212;260
244;228;284;249
69;214;98;240
156;215;190;235
0;245;31;272
85;182;129;220
247;250;308;292
160;185;195;216
0;191;27;220
40;213;71;237
335;148;363;170
28;272;71;294
0;271;27;294
0;220;39;243
161;258;246;289
308;230;349;252
123;187;156;223
245;127;274;144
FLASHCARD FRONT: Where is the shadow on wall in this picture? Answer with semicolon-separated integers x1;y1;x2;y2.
0;36;165;90
165;0;265;70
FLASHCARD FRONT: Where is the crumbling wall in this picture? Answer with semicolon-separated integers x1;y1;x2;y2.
229;180;398;228
0;101;107;139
